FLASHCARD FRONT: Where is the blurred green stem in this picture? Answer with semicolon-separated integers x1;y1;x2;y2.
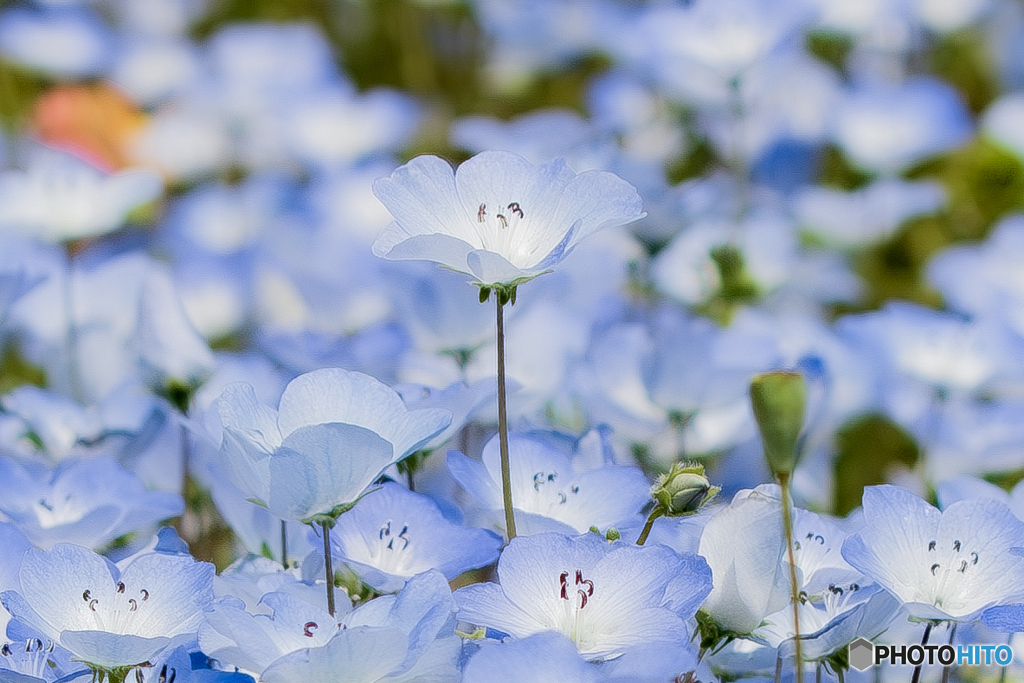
779;473;803;683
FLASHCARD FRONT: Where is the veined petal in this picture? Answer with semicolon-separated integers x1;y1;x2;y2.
466;249;535;286
261;626;409;683
269;423;394;520
60;631;169;671
373;230;475;274
371;155;469;243
276;368;450;459
454;583;547;639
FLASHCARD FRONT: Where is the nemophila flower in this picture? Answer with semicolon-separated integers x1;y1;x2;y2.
448;432;651;536
371;150;644;288
698;486;790;636
842;485;1024;622
0;543;213;674
324;481;502;593
0;147;161;243
830;77;972;175
794;179;945;249
983;93;1024;162
0;522;31;635
211;556;350;615
0;634;80;683
758;584;900;663
393;380;496;456
0;455;182;550
455;531;712;661
261;570;461;683
216;367;451;522
928;215;1024;337
199;591;341;678
0;7;111;79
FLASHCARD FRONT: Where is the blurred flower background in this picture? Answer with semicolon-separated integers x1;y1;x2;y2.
2;0;1024;679
1;0;1023;558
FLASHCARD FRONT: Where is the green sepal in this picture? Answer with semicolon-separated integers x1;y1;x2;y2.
694;609;747;655
302;487;380;527
397;450;431;477
473;273;550;307
245;497;269;509
650;462;720;517
84;663;145;683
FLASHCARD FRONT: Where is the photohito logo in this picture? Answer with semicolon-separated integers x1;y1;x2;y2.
848;638;1014;671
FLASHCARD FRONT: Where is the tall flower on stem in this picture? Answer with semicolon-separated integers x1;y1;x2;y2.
216;368;451;615
373;151;644;538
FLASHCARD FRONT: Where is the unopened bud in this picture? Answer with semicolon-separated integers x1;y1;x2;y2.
652;463;719;517
749;371;806;478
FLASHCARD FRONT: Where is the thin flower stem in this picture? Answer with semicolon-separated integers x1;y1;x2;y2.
779;473;803;683
321;521;335;617
911;622;933;683
940;623;956;683
496;297;517;539
774;654;782;683
280;519;288;568
636;510;659;546
998;633;1011;683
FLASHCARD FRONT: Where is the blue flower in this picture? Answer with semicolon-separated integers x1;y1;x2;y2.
372;151;644;288
217;368;451;522
842;485;1024;622
455;532;712;661
325;481;502;593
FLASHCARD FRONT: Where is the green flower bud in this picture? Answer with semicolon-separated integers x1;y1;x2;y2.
651;462;720;517
749;370;807;478
605;527;620;542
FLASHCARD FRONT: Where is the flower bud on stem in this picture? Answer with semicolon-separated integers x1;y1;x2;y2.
638;463;719;545
750;371;807;683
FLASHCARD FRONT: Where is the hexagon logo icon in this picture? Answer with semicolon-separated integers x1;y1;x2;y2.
849;637;874;671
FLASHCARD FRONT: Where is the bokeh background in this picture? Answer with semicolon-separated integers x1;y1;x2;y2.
2;0;1024;567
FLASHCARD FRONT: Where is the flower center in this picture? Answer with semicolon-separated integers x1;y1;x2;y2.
924;537;980;606
371;520;417;574
558;569;595;609
80;582;152;633
530;470;581;506
1;638;54;679
473;200;539;265
35;494;88;528
476;202;525;231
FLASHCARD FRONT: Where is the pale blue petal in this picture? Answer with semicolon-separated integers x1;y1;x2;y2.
269;422;394;520
466;249;534;286
372;231;475;274
462;632;604;683
447;451;502;511
261;626;408;683
276;368;450;460
372;156;470;242
454;583;546;640
60;631;169;670
982;604;1024;632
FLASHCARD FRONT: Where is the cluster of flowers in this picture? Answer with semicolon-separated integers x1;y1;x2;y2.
1;0;1024;681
